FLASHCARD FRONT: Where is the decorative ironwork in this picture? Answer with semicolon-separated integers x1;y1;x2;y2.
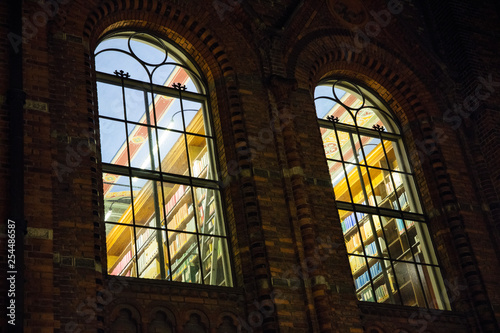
172;82;187;91
113;70;130;78
315;79;450;310
327;115;340;123
95;31;233;287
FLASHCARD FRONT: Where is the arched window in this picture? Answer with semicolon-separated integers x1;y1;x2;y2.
315;79;449;309
95;31;233;286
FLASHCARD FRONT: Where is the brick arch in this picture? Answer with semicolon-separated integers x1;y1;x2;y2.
147;306;176;333
310;61;422;127
215;312;240;330
181;308;211;332
83;3;234;80
301;50;450;220
147;306;176;324
284;27;451;95
109;303;142;332
291;35;497;331
81;1;277;331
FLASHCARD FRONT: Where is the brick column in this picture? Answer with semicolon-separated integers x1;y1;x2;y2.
269;75;336;333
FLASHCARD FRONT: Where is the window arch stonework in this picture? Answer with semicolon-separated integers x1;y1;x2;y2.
84;5;275;300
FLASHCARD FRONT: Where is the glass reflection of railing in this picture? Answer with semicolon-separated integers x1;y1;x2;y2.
105;197;132;221
166;109;201;129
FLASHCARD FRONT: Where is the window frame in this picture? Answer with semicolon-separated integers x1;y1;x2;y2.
315;77;450;309
94;30;234;287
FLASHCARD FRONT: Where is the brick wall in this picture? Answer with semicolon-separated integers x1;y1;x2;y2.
1;0;499;332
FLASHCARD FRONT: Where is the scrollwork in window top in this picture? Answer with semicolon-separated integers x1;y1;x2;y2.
95;31;205;95
314;79;399;134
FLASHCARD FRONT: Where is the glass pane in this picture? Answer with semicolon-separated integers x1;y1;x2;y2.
409;221;438;265
380;216;410;260
169;231;201;284
97;82;124;120
314;97;337;119
163;184;191;227
357;213;371;242
164;184;195;233
394;261;425;307
355;107;383;130
358;284;376;303
395;186;409;211
194;187;225;236
321;127;341;160
187;135;213;180
365;258;392;303
152;63;181;87
129;33;167;65
344;164;366;205
329;161;352;203
377;260;400;305
95;36;128;55
183;101;206;136
106;224;136;277
367;167;384;207
349;255;369;289
418;264;449;310
136;227;167;280
360;216;388;259
99;118;129;166
130;178;161;226
341;212;362;254
315;84;334;99
334;102;356;125
382;139;400;170
95;50;149;82
392;171;404;190
155;66;200;94
396;173;422;214
359;136;382;167
392;141;411;173
201;236;232;286
184;73;203;94
345;228;363;255
103;173;133;223
128;124;158;171
339;209;354;231
343;131;360;164
148;93;183;131
121;88;144;123
158;130;189;176
361;166;376;206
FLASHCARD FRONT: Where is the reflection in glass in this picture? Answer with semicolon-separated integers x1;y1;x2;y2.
106;224;137;277
136;228;168;280
97;32;232;286
99;118;128;166
316;80;449;309
202;236;231;285
169;231;201;283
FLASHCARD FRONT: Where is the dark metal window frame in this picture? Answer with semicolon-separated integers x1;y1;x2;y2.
95;31;234;286
315;78;450;309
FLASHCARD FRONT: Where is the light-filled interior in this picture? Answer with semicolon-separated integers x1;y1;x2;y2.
315;80;449;309
96;32;232;286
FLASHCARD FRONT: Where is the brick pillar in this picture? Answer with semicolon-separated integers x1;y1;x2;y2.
269;75;336;333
